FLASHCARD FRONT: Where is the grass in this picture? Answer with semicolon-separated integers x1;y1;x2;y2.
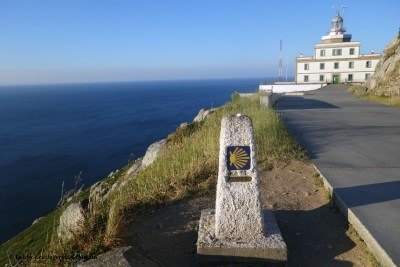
358;94;400;107
348;85;400;107
0;92;305;265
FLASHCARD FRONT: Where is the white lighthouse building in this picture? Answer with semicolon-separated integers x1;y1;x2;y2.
295;12;381;84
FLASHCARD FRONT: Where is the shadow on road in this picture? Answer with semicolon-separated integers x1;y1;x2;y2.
335;180;400;208
277;96;339;110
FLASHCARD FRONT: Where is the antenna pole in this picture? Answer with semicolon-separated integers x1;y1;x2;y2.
279;40;283;83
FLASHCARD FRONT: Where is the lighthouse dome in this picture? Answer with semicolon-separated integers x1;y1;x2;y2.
332;12;343;23
331;11;345;32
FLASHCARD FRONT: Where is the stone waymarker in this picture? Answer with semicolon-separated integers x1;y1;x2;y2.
197;114;287;262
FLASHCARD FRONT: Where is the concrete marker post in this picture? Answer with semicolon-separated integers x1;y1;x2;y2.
197;114;287;262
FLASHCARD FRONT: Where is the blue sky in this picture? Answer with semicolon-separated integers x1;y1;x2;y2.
0;0;398;85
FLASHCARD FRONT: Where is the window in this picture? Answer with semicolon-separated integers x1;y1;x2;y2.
348;74;353;81
320;63;325;70
366;61;372;68
350;48;355;55
304;75;309;82
333;49;342;56
349;62;354;69
320;50;326;57
320;75;325;82
365;73;371;80
334;62;339;69
304;63;309;70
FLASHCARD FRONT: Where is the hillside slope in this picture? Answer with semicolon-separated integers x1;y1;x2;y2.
366;36;400;96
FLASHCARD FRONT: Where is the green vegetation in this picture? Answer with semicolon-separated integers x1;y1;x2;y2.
348;85;400;107
358;94;400;107
0;92;305;265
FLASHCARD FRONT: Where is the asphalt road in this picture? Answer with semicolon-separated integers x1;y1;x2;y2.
276;85;400;266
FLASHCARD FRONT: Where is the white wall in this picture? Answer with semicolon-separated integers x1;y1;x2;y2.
296;58;379;83
314;42;360;60
259;84;326;93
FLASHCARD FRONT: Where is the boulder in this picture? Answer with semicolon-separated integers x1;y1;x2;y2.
32;217;44;226
142;139;167;167
77;246;157;267
193;108;213;123
179;122;188;128
57;200;88;239
127;158;142;176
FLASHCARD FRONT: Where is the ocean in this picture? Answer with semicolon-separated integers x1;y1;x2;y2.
0;78;274;243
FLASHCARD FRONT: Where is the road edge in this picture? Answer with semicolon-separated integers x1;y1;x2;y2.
313;165;396;267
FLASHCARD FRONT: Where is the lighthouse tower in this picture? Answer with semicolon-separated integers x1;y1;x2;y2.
322;11;352;43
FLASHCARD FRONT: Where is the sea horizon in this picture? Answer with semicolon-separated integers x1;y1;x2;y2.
0;76;286;88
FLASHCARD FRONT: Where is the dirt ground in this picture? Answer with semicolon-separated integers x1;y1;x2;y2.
120;160;378;266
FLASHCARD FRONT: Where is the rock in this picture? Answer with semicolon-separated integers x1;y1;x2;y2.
179;122;188;128
142;139;167;167
111;182;120;192
89;182;109;199
193;108;213;123
89;181;110;206
127;158;142;176
367;37;400;96
32;217;44;225
193;108;206;122
57;200;88;239
108;169;120;178
90;181;102;191
77;246;158;267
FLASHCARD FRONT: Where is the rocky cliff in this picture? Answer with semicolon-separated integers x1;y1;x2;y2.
366;36;400;96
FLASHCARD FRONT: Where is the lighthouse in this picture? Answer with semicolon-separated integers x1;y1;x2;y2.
295;12;381;84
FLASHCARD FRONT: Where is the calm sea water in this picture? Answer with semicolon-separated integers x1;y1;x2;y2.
0;78;274;242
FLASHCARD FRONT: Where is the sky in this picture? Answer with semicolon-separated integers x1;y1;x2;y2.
0;0;399;85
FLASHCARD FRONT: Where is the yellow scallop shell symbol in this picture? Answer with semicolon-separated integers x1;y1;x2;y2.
229;147;250;169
